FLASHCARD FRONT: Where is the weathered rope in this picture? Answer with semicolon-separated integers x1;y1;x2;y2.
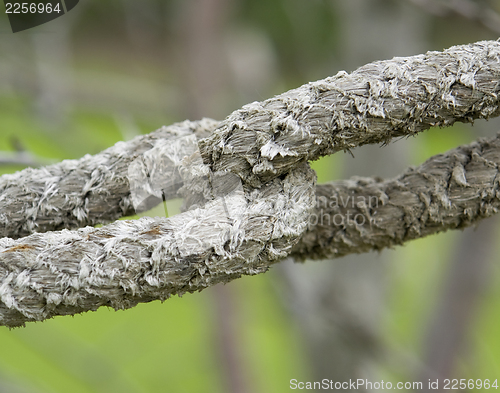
2;40;500;240
293;134;500;259
0;119;218;239
0;163;315;327
200;40;500;186
2;40;500;326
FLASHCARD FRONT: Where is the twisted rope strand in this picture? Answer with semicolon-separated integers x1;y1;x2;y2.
2;40;500;326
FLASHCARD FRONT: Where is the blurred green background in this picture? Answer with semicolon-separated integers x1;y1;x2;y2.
1;0;500;392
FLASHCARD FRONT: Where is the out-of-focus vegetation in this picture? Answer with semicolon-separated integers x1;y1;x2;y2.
1;0;500;392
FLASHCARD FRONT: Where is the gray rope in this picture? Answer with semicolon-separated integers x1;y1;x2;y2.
2;40;500;326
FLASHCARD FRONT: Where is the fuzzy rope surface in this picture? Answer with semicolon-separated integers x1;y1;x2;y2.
200;40;500;186
0;164;316;327
293;134;500;259
0;119;218;239
2;40;500;326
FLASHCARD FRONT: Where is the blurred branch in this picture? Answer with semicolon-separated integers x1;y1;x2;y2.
2;40;500;326
0;151;54;167
0;137;55;167
407;0;500;34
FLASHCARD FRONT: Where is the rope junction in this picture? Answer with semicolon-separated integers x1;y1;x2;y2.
1;40;500;327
